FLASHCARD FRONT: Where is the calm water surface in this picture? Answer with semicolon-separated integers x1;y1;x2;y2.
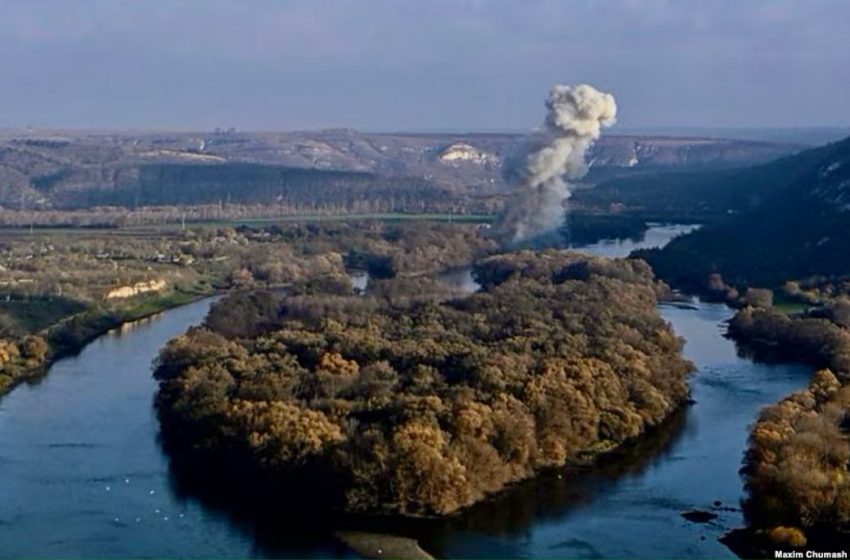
569;223;700;258
0;225;810;558
419;302;808;559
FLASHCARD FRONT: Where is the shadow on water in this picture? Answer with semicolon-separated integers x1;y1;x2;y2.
4;311;171;393
448;408;689;537
567;223;700;259
0;226;813;559
731;338;817;371
157;433;352;558
158;405;689;558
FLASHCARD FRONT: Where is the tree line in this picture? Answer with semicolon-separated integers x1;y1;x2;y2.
729;300;850;548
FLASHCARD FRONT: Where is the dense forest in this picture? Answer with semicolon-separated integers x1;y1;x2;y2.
727;301;850;546
729;304;850;373
634;137;850;292
740;366;850;549
561;213;649;245
582;135;850;550
153;251;693;516
574;147;818;223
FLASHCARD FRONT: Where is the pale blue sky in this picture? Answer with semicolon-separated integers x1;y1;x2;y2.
1;0;848;131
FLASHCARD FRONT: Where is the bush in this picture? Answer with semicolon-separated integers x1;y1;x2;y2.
767;526;807;548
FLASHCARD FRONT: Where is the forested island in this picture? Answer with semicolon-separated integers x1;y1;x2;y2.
153;251;693;515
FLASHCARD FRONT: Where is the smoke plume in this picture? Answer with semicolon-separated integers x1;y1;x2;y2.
495;84;617;245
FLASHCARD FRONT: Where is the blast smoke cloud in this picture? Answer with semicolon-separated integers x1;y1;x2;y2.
496;84;617;244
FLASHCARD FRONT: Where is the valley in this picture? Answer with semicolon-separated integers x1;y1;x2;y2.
3;2;849;559
0;129;802;226
3;128;850;558
0;226;812;559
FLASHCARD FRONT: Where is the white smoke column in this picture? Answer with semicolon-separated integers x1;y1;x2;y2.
497;84;617;244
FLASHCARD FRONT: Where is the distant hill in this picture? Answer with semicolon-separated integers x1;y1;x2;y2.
573;143;839;222
0;129;801;213
618;126;850;147
638;136;850;289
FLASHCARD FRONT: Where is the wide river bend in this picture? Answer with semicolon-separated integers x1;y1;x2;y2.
0;225;809;558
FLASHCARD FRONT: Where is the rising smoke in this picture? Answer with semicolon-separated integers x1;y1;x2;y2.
495;84;617;245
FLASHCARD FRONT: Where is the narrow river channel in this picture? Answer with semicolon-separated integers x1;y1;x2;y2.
0;225;810;558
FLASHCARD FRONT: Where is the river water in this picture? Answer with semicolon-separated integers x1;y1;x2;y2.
0;225;810;558
568;223;700;259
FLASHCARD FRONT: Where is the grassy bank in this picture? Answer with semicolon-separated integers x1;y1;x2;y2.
0;286;216;399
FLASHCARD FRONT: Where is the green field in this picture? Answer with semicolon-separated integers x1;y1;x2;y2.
157;212;495;229
0;297;88;334
0;213;495;237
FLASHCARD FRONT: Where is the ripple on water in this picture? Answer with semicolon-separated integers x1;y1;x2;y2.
45;442;102;449
696;372;766;398
549;538;606;559
0;270;815;559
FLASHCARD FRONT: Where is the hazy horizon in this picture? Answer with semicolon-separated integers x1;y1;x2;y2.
2;0;849;131
3;124;848;141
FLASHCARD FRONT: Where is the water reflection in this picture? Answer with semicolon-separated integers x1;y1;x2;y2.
108;311;167;337
0;227;813;559
151;300;810;559
157;405;688;558
569;223;700;259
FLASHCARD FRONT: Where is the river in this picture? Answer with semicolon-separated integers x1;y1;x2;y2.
0;224;810;558
568;223;700;259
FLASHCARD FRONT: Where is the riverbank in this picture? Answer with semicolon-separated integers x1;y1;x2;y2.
0;222;820;558
0;286;215;400
724;303;850;553
0;220;496;403
0;221;811;558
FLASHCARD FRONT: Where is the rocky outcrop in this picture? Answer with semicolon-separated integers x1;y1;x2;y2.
439;142;499;165
106;279;167;300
